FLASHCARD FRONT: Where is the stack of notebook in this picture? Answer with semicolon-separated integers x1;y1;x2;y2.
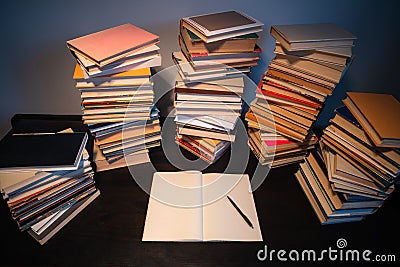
296;92;400;224
66;23;162;171
173;10;263;163
246;23;357;167
0;130;99;244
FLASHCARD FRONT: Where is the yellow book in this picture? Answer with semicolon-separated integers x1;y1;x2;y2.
73;63;150;80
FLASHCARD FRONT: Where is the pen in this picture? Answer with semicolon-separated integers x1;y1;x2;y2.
227;195;254;229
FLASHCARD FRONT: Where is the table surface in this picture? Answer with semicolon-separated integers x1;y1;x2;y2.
0;114;399;266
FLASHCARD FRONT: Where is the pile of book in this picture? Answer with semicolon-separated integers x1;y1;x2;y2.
66;23;162;171
0;130;99;244
296;92;400;224
173;10;263;163
246;23;357;167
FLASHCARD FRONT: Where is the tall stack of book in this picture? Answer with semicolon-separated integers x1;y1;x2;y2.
66;23;162;171
0;130;99;244
246;23;357;167
296;92;400;224
173;10;263;163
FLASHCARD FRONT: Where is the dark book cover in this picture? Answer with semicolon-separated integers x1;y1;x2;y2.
0;132;87;171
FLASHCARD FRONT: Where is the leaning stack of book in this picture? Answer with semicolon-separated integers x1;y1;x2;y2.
66;23;162;171
246;23;357;167
173;10;263;163
0;130;100;244
295;149;377;224
296;92;400;224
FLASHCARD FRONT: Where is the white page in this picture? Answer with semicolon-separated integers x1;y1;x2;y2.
202;174;263;241
142;171;204;241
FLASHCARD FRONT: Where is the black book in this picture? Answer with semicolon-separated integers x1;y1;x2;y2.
0;132;87;171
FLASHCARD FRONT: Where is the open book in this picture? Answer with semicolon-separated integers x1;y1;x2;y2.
142;171;262;241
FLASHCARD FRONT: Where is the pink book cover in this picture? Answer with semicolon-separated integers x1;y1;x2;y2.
67;23;159;66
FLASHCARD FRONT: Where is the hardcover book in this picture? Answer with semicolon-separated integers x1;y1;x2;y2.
181;11;263;43
343;92;400;147
67;23;159;66
270;23;356;51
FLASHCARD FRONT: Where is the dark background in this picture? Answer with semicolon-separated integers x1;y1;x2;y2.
1;0;399;137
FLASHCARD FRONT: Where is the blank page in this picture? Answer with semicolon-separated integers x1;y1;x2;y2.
142;171;203;241
202;173;263;241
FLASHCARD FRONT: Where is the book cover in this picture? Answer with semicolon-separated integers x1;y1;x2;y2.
271;23;356;51
181;11;263;43
0;133;87;171
67;23;159;66
344;92;400;147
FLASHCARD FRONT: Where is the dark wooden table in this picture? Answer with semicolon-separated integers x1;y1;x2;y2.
0;114;399;266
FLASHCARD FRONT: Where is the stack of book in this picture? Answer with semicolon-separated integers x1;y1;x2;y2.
296;92;400;224
173;10;263;163
67;23;162;171
0;131;99;244
246;23;357;167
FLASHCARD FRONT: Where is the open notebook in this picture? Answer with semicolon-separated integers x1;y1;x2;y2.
142;171;262;241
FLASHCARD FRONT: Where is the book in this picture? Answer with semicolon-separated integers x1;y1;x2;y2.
75;44;159;71
67;23;159;66
322;146;392;198
172;51;245;82
179;36;261;63
343;92;400;147
270;23;356;51
295;151;374;225
0;133;87;171
142;171;262;241
78;53;161;78
274;42;349;66
181;10;263;43
295;171;365;225
73;64;151;88
180;27;258;53
272;54;343;84
176;135;230;163
92;142;150;172
330;109;400;170
177;125;236;142
27;189;100;245
266;68;333;96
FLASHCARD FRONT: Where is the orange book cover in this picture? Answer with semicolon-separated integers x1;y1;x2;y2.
73;64;150;80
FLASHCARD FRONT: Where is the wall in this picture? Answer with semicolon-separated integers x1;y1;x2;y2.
1;0;399;137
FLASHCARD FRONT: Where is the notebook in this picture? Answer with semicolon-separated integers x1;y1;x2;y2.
142;171;262;241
